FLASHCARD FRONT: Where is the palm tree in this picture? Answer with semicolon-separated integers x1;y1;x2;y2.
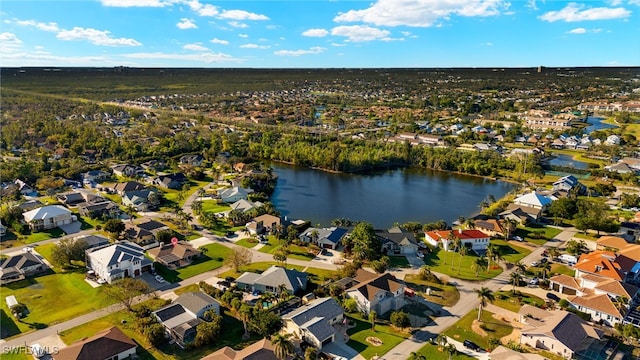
409;352;427;360
515;261;527;274
451;236;462;270
613;296;629;315
503;218;518;240
271;333;294;360
486;243;499;273
277;284;289;302
540;262;552;280
310;228;319;246
419;265;432;280
304;346;319;360
436;334;448;347
472;256;488;277
445;343;457;360
510;272;522;293
475;287;495;321
369;310;377;331
191;199;203;215
125;204;136;223
457;246;467;275
446;231;459;266
547;247;560;260
238;304;252;338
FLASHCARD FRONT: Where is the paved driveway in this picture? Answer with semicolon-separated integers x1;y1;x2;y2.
405;253;425;268
322;341;364;360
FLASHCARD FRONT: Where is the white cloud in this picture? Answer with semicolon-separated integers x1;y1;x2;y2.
302;28;329;37
210;38;229;45
240;43;270;49
177;18;198;29
0;32;23;50
186;1;219;16
608;0;622;5
239;34;249;38
12;19;60;32
331;42;347;47
629;0;640;5
567;27;603;34
330;25;392;42
124;51;241;63
274;46;326;56
540;3;630;22
56;27;142;46
228;21;248;28
334;0;510;27
527;0;538;10
219;10;269;20
184;43;209;51
101;0;168;7
481;42;493;46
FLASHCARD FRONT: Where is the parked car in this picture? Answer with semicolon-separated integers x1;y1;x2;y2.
155;275;165;283
529;277;539;286
547;292;560;302
463;340;482;351
531;261;539;267
513;236;523;242
540;258;548;264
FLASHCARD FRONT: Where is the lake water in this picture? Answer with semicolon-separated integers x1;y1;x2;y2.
547;154;590;169
584;116;616;133
269;163;517;228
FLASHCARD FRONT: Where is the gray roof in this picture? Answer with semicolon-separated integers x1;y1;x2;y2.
255;266;308;292
174;291;217;315
87;241;145;267
282;297;343;326
300;316;335;343
76;235;110;249
0;252;44;273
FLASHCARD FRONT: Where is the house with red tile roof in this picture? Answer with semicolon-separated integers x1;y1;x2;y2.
573;251;624;282
424;229;490;252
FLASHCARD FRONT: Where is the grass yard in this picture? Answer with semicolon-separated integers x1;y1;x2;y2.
443;309;513;351
19;228;65;245
0;352;30;360
35;243;57;266
403;274;460;307
201;200;230;214
346;314;411;359
0;272;116;335
235;237;259;248
527;262;574;278
155;243;232;283
257;236;316;261
490;239;531;263
573;232;599;241
173;284;200;296
514;225;562;246
494;290;545;313
625;123;640;139
416;342;476;360
387;256;410;268
422;248;503;281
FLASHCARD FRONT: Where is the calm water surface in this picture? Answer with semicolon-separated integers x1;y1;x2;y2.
270;163;516;228
584;116;616;133
547;154;589;169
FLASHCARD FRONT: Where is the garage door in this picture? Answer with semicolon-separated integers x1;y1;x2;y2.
322;336;333;346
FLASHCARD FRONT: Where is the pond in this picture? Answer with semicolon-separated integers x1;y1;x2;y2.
547;154;590;170
584;116;617;134
269;163;517;228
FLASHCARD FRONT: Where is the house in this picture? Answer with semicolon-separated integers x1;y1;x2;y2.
86;241;153;283
14;179;36;196
53;326;137;360
111;164;144;177
218;187;254;203
236;265;308;294
245;214;281;235
596;236;632;252
569;293;626;326
122;218;170;247
22;205;75;232
154;173;188;190
153;291;220;348
573;250;625;282
424;229;490;253
345;269;406;315
0;251;47;284
606;162;637;174
552;175;585;195
148;242;201;269
472;219;505;238
376;226;420;255
112;181;146;195
513;191;552;210
202;338;281;360
74;234;110;250
499;203;543;224
78;201;121;219
179;154;204;167
122;189;159;211
489;346;545;360
228;199;264;214
299;227;348;250
518;305;602;359
620;222;640;242
282;297;345;349
57;192;105;206
605;135;621;146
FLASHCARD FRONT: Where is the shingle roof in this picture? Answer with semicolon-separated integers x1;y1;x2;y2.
521;310;601;350
282;297;343;327
23;205;71;221
174;291;217;315
202;338;279;360
569;294;622;318
514;191;552;207
87;241;145;268
53;327;136;360
252;266;308;293
348;271;405;302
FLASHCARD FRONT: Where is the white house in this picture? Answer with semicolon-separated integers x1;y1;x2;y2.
282;297;344;349
513;191;552;210
22;205;75;232
345;269;406;315
86;241;153;283
424;229;491;252
299;227;348;250
218;187;254;203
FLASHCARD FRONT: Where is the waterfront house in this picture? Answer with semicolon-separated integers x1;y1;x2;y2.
424;229;490;253
376;226;420;255
218;186;254;203
299;227;348;250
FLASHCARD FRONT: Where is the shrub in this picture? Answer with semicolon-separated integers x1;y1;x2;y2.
143;323;166;347
390;311;411;329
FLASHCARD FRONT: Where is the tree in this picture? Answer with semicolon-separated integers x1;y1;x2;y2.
271;333;294;360
249;310;283;337
548;197;577;225
515;261;527;274
349;222;381;261
409;352;427;360
277;284;289;302
50;238;88;268
390;310;411;329
102;278;151;312
457;246;467;275
238;304;252;338
369;310;377;331
225;247;252;272
566;239;587;255
540;262;551;280
343;298;358;313
125;204;136;223
445;343;457;360
194;314;223;347
510;272;522;293
486;243;499;273
451;235;461;270
371;256;389;273
104;219;125;239
304;346;319;360
475;287;495;321
143;323;165;347
472;256;488;277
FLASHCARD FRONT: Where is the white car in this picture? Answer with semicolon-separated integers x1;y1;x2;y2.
155;275;165;283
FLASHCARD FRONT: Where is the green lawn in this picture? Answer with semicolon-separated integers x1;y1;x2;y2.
235;237;259;248
515;225;562;246
19;228;65;245
415;342;476;360
201;200;230;214
387;256;410;268
257;237;316;261
346;314;411;359
155;243;232;283
493;290;545;313
573;232;599;241
35;243;57;266
0;272;116;335
423;248;503;281
490;239;532;263
173;284;200;296
443;309;513;351
403;274;460;307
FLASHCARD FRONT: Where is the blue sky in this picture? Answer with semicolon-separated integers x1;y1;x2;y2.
1;0;639;68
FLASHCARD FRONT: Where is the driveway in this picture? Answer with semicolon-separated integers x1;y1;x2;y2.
322;341;365;360
404;253;425;268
